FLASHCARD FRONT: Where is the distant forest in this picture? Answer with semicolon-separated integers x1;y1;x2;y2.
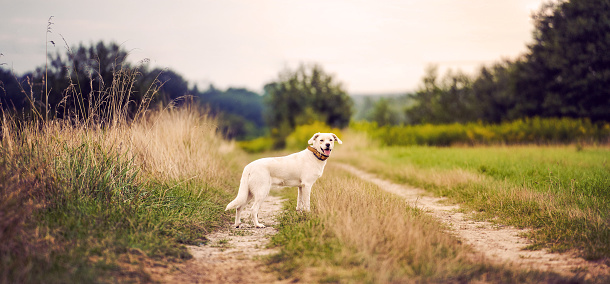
1;0;609;140
0;43;266;140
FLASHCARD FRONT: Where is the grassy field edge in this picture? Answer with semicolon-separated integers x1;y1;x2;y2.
334;132;610;264
265;165;576;283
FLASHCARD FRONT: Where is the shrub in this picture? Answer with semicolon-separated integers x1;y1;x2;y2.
238;136;274;153
353;118;610;146
285;121;342;150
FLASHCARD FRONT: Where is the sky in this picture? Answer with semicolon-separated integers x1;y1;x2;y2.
0;0;546;95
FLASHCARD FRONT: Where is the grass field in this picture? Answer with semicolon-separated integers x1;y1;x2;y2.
334;132;610;262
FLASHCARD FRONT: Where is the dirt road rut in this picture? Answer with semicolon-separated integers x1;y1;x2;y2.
159;195;289;283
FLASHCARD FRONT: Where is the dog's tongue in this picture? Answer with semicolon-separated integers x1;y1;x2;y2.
324;149;331;156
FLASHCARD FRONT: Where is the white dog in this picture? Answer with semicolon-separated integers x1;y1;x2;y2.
225;132;342;228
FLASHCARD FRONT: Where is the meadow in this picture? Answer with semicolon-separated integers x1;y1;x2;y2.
335;134;609;260
265;132;609;282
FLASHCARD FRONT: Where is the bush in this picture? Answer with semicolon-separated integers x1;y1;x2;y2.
352;118;610;146
285;121;342;150
238;136;274;153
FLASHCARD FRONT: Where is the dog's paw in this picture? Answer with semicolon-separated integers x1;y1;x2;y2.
255;223;266;228
234;222;242;228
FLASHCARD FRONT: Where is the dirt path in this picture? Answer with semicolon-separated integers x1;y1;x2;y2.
156;194;290;283
336;163;609;280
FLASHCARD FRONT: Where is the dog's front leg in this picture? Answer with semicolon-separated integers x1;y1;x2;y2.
301;185;312;212
296;186;304;211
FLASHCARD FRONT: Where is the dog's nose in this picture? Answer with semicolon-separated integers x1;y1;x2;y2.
325;143;331;147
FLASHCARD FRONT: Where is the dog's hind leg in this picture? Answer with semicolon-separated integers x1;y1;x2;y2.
234;205;244;228
251;186;269;228
234;192;253;228
251;199;265;228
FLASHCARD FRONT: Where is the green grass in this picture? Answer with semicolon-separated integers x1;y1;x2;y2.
337;142;610;263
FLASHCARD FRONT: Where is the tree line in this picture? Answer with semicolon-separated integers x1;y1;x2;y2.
403;0;610;125
3;0;608;145
0;41;353;144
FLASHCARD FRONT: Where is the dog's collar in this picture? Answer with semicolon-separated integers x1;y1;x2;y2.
307;146;329;161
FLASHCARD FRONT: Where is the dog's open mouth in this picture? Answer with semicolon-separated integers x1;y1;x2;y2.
322;148;331;156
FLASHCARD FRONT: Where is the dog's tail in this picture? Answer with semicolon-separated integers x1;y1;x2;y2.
225;167;250;211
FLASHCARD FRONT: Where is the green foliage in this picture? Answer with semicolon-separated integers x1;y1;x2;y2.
369;98;400;126
237;136;274;153
194;86;266;140
516;0;610;121
1;41;159;123
406;66;475;124
352;94;410;125
354;117;610;146
285;121;342;150
264;63;353;148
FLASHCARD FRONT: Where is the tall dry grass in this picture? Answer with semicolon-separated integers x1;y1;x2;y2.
129;105;241;186
312;167;486;282
1;104;243;282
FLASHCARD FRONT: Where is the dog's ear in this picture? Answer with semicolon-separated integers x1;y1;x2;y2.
308;133;321;145
331;133;343;144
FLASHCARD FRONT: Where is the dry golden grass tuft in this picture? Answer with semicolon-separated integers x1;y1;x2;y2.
128;105;241;187
310;166;486;282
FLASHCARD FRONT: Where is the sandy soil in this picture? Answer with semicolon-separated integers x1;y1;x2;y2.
336;163;609;281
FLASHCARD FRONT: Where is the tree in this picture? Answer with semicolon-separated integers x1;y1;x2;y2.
193;86;266;140
405;65;474;124
369;98;399;126
470;61;520;123
152;68;189;104
264;64;353;148
516;0;610;121
406;0;610;124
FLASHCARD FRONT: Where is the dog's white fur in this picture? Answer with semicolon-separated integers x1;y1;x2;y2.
225;132;342;228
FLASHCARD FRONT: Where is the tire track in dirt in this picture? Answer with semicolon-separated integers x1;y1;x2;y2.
157;194;290;283
336;163;609;280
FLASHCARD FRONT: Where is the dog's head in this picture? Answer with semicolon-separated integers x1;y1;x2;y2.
308;132;342;157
